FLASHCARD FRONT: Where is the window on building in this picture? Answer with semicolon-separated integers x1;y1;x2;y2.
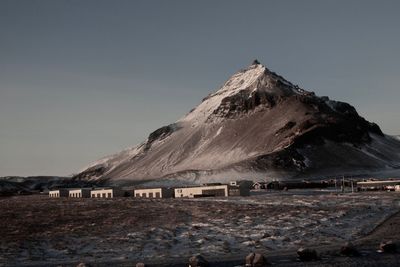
149;192;154;198
142;193;147;197
155;192;161;198
108;193;112;198
135;193;140;197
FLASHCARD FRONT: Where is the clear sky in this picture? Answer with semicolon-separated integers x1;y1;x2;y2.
1;0;399;176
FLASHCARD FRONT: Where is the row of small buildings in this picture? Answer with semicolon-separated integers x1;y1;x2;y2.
49;182;250;199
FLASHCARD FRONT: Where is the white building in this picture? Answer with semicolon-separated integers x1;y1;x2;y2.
174;184;249;198
69;188;91;198
357;180;400;191
252;181;267;190
175;185;228;198
90;188;125;198
134;188;174;198
49;189;69;198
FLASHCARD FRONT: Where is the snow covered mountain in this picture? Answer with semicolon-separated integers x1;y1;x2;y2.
76;60;400;184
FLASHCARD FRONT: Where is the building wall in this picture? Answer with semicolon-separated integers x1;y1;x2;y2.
135;188;162;198
90;189;124;198
358;180;400;190
228;185;250;196
69;189;91;198
174;185;229;198
49;189;69;197
49;190;59;197
134;188;174;198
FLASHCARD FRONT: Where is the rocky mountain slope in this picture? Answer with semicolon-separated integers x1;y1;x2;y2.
76;60;400;184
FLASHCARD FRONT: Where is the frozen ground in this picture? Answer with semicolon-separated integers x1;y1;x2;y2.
0;190;399;266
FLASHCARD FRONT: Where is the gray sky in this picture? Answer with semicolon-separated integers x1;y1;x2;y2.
1;0;399;176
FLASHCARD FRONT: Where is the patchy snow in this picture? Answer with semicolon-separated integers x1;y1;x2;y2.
215;126;223;137
179;64;266;124
3;192;399;266
79;143;145;175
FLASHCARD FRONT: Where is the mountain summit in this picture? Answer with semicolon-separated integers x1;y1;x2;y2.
76;61;400;184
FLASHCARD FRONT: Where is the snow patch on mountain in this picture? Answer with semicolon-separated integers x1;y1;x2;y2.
81;143;144;172
180;64;266;124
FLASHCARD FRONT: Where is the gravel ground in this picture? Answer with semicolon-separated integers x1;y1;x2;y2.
0;190;399;266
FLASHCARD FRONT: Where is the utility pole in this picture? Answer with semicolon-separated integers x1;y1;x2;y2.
342;175;345;193
335;178;337;193
351;179;354;193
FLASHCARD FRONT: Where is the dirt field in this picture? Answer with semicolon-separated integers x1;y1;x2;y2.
0;190;399;266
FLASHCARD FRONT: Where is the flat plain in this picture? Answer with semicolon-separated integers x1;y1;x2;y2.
0;190;399;266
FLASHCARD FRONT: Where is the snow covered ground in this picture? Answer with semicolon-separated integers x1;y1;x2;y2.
1;191;399;266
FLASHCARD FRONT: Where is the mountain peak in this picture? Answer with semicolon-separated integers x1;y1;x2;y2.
180;63;267;123
77;61;397;184
180;62;303;123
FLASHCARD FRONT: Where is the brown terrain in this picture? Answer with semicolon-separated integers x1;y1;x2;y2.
1;191;399;266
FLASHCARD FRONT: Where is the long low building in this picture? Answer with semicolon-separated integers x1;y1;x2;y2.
90;188;125;198
174;184;249;198
134;188;174;198
49;189;69;198
357;180;400;190
69;188;91;198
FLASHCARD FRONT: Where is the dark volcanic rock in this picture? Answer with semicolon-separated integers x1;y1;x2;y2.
144;124;177;151
297;247;318;261
245;252;269;266
379;240;397;253
188;254;209;267
340;242;360;256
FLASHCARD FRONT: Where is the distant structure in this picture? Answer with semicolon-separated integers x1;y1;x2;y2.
47;183;251;199
134;188;174;198
49;189;69;198
174;184;249;198
357;180;400;191
90;188;125;198
252;181;267;190
230;180;253;189
69;188;91;198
